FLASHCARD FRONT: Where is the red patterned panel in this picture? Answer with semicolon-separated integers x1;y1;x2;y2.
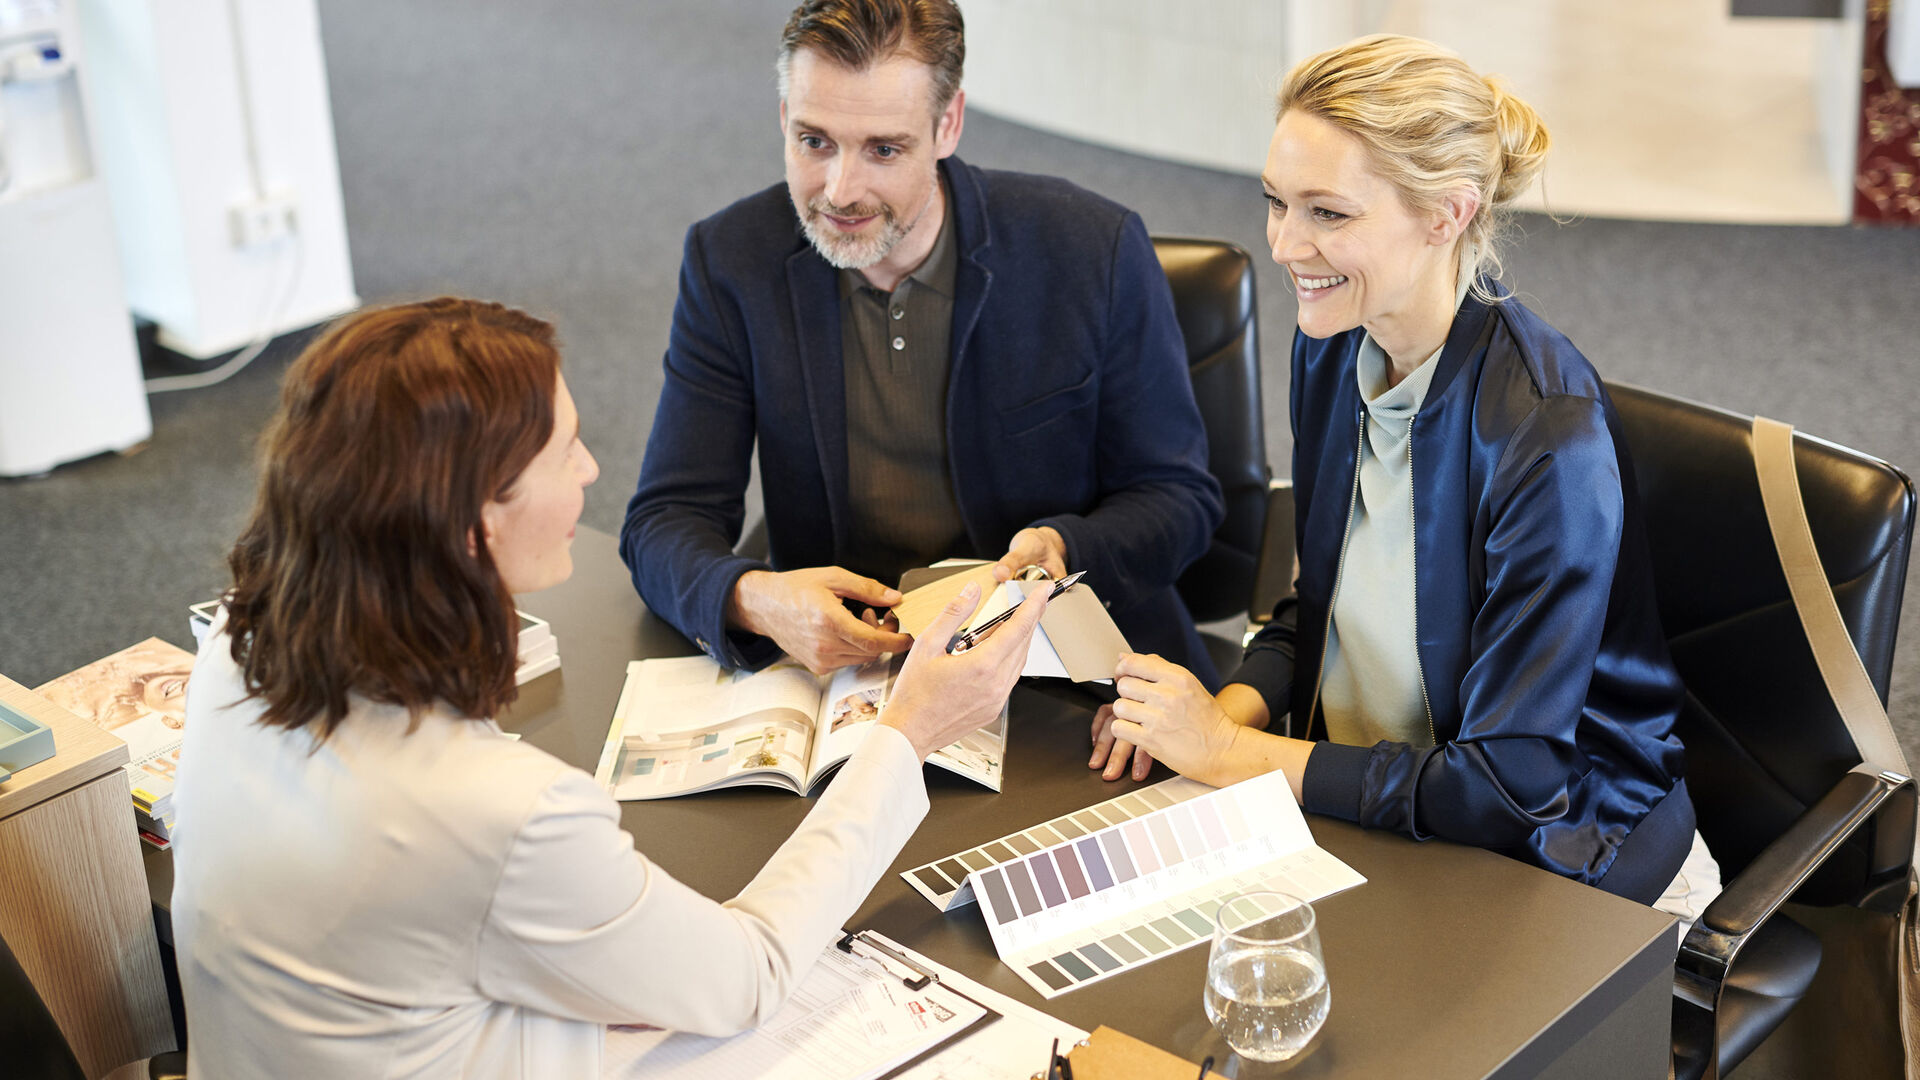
1856;0;1920;224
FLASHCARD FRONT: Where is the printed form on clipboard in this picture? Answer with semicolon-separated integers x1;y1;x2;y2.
602;930;1082;1080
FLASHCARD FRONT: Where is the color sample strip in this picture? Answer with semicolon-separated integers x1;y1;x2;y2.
900;777;1213;909
1124;821;1160;873
939;772;1367;1002
1102;934;1144;963
1079;943;1122;972
1098;831;1136;883
1076;838;1113;890
1151;916;1193;945
1054;849;1091;899
1171;807;1207;858
1028;962;1072;991
1148;815;1183;863
1005;861;1042;916
1217;794;1252;842
979;870;1017;926
1029;855;1066;906
1194;801;1230;849
1129;926;1170;954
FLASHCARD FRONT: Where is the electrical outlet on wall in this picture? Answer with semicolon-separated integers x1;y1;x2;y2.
227;190;299;248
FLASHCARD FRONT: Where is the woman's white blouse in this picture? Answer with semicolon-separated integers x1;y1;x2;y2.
171;627;929;1079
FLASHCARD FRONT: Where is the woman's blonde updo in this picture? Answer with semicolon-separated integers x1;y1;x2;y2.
1277;34;1549;301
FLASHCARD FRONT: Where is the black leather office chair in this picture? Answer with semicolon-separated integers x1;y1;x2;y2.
0;926;86;1080
1609;382;1917;1080
1151;237;1269;630
1151;236;1275;684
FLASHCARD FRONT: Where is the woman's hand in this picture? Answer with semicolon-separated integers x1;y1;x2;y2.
1098;645;1244;780
1108;654;1312;796
1101;653;1246;786
882;582;1048;761
1092;679;1278;781
1090;705;1155;782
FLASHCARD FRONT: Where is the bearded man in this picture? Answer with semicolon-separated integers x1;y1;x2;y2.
621;0;1223;687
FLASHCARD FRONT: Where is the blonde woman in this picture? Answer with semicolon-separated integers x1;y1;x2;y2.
1091;36;1719;924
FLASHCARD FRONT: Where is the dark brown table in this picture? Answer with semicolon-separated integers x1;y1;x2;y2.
152;527;1677;1078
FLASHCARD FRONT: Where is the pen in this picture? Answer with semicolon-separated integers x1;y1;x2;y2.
950;571;1084;653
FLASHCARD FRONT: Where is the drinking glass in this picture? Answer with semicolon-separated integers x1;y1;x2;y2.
1204;890;1329;1062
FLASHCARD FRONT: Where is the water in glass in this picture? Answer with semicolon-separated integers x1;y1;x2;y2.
1204;943;1329;1062
1205;891;1329;1063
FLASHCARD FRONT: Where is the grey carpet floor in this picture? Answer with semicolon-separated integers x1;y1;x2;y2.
4;0;1917;771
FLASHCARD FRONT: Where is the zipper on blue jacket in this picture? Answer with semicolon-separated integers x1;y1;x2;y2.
1407;422;1436;746
1305;405;1368;738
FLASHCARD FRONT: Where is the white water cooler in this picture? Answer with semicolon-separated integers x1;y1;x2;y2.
0;0;148;477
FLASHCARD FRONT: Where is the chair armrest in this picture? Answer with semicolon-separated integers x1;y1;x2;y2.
1675;764;1914;1009
735;517;769;562
1247;479;1294;625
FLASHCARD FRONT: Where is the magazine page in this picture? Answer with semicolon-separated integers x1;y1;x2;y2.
35;636;192;819
617;656;824;741
806;655;900;777
805;655;1005;793
606;657;825;800
609;714;816;800
925;703;1006;792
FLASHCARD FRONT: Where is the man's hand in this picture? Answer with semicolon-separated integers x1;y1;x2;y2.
884;581;1050;760
991;526;1068;584
727;567;912;674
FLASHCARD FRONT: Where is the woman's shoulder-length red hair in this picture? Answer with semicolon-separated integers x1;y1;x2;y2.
224;297;560;739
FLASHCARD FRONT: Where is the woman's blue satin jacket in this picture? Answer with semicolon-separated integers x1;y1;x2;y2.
1232;284;1693;893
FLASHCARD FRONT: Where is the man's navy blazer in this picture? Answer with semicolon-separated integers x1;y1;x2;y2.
621;156;1224;675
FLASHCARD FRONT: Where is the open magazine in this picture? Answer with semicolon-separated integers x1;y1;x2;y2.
35;637;192;848
596;655;1005;799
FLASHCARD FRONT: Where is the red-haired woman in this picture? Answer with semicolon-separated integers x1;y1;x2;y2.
171;297;1045;1078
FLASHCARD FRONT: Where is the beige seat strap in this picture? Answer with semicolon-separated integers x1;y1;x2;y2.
1752;415;1917;1080
1751;417;1911;776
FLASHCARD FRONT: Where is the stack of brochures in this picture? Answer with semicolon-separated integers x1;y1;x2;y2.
513;611;560;685
190;600;560;686
35;637;194;849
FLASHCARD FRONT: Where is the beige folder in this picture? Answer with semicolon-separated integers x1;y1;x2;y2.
893;565;1131;682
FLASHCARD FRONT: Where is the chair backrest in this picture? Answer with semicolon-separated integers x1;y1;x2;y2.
1153;236;1269;623
0;927;85;1080
1609;382;1916;901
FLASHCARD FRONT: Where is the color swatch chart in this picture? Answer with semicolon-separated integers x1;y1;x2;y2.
903;777;1214;911
969;769;1364;999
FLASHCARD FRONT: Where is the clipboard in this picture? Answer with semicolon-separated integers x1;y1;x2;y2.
1040;1025;1209;1080
835;930;1006;1080
603;927;1001;1080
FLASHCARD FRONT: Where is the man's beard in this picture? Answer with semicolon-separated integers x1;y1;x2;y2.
797;174;936;270
800;197;907;270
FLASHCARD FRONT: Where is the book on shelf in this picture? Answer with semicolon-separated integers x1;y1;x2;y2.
595;654;1006;800
190;601;561;686
35;637;193;848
